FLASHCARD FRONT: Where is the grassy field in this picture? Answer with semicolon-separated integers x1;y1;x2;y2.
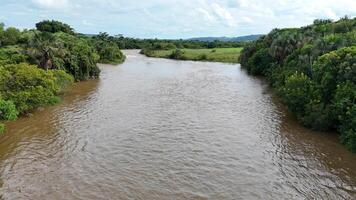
143;48;243;63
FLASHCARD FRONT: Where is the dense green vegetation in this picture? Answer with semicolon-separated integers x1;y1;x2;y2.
239;17;356;151
142;48;243;63
0;20;125;133
135;37;245;62
36;20;75;35
92;33;125;64
102;35;246;50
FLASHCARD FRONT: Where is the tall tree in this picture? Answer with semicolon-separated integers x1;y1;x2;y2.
26;32;63;70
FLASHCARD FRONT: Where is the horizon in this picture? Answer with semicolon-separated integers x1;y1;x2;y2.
1;0;356;39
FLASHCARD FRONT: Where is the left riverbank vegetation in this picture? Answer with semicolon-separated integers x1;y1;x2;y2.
0;20;125;133
239;16;356;152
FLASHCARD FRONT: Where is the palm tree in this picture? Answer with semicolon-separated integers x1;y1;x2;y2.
0;23;5;47
26;32;64;70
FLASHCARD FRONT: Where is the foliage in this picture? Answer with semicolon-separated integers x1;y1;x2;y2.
0;46;28;64
113;35;246;50
169;49;184;59
0;20;126;133
239;17;356;151
36;20;75;34
143;48;243;63
0;123;4;134
21;30;102;80
54;32;101;80
0;99;19;120
246;48;274;75
0;63;73;114
92;32;125;64
26;31;62;70
0;27;21;46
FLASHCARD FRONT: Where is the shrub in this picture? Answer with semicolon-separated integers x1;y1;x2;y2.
0;99;19;120
247;48;274;75
1;27;21;46
0;46;27;64
338;103;356;151
0;123;5;134
280;72;312;115
0;63;73;113
169;49;184;59
198;54;208;60
49;70;74;91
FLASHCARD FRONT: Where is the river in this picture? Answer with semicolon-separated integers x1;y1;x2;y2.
0;50;355;199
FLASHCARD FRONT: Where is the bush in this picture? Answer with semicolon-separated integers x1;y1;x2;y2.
96;43;124;64
0;123;5;134
0;63;73;113
0;46;27;64
49;70;75;91
198;54;208;60
280;72;312;115
0;99;19;120
169;49;184;59
247;48;274;75
0;27;21;46
339;105;356;151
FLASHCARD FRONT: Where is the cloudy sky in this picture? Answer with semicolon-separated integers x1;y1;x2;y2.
0;0;355;39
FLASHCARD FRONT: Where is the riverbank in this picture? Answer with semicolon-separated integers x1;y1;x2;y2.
0;20;126;133
141;48;242;63
239;17;356;152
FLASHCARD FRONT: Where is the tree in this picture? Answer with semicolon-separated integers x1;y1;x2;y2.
269;30;299;64
239;17;356;151
246;48;274;75
0;23;4;46
0;27;21;46
55;32;101;80
36;20;74;34
26;32;63;70
92;32;125;64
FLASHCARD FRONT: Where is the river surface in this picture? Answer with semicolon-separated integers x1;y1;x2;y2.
0;50;355;199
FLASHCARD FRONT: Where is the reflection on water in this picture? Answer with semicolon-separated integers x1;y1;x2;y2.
0;50;355;199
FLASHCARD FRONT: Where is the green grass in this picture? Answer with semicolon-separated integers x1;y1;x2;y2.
144;48;243;63
0;123;5;134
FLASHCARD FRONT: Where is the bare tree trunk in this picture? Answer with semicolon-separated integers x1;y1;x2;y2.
40;50;52;71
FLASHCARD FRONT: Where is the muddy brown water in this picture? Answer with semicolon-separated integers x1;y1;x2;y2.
0;50;355;199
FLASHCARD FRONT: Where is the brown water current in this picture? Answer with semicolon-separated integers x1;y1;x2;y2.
0;50;355;199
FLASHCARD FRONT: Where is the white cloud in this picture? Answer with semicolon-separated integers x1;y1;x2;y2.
197;8;217;25
82;20;94;26
32;0;69;9
242;16;253;23
211;3;237;27
236;0;249;8
3;0;356;38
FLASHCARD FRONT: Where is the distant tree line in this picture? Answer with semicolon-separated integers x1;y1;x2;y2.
97;34;246;50
239;16;356;151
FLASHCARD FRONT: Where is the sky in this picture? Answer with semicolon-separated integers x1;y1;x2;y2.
0;0;355;39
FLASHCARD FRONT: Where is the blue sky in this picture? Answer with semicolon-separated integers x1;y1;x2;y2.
1;0;355;39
